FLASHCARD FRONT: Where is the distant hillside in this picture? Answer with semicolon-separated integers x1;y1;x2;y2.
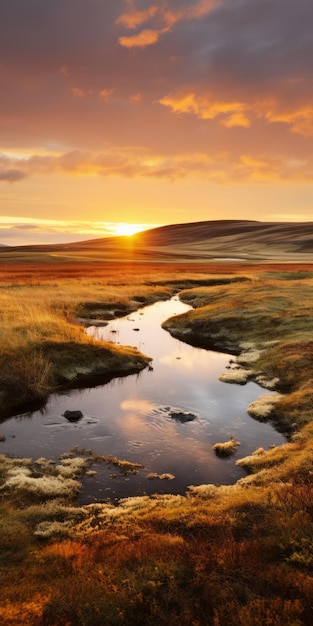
1;220;313;262
66;219;313;261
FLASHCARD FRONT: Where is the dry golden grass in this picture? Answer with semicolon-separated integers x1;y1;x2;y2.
0;258;313;625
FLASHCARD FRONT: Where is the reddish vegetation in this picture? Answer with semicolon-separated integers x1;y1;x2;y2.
0;256;312;625
2;258;312;283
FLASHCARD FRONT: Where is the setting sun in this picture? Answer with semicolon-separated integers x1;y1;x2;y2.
113;223;149;237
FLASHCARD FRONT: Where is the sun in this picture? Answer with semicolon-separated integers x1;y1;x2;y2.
113;223;147;237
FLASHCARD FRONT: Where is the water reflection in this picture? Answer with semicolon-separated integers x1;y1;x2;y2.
0;297;285;502
120;398;157;414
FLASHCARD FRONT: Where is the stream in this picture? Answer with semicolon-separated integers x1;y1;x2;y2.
0;296;285;503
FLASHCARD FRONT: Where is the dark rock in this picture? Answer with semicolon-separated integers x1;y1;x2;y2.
169;410;197;423
63;410;83;422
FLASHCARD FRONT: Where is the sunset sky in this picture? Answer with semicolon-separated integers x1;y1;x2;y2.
1;0;313;245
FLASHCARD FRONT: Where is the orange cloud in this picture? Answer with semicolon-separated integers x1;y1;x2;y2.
116;2;158;29
159;90;313;138
265;105;313;136
117;0;221;48
119;28;160;48
163;0;220;28
1;148;313;186
236;154;312;184
159;92;251;127
222;112;250;128
240;155;269;169
99;88;115;102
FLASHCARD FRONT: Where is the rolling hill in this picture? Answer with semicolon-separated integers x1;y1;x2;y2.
1;220;313;262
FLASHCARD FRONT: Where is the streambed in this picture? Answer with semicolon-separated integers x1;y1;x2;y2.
0;297;285;503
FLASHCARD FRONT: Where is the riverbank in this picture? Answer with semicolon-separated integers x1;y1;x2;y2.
0;262;228;416
0;310;153;417
163;272;313;434
0;261;312;625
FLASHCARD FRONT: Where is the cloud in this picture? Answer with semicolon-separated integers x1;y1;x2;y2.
223;112;250;129
119;29;160;49
117;0;221;48
70;87;115;101
116;3;158;29
99;88;115;102
0;169;27;183
12;223;42;231
159;92;251;127
264;104;313;137
117;0;221;32
1;147;313;187
159;91;313;136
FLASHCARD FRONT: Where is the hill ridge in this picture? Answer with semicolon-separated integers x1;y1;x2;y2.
1;220;313;261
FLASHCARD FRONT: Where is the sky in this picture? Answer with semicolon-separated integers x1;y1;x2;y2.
0;0;313;245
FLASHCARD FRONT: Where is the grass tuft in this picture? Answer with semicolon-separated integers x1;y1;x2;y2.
213;437;241;457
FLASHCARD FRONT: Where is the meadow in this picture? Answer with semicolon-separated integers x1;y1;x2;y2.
0;252;312;625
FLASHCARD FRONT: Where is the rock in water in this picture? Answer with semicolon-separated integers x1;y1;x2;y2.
63;410;83;422
169;410;197;423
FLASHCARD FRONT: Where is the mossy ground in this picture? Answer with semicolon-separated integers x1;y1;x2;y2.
0;259;312;625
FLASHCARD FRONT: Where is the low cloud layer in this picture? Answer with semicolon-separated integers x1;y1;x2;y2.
1;147;313;185
0;169;27;183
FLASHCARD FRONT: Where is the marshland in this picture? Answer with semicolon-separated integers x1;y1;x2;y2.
0;248;312;625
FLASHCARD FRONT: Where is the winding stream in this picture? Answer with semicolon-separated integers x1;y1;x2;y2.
0;297;285;502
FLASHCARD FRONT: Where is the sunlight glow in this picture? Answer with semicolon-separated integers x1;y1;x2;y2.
0;216;162;246
113;223;150;237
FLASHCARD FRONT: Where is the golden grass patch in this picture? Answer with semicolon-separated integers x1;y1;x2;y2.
0;260;313;625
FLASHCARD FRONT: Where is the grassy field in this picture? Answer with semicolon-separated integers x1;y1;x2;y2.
0;255;312;625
